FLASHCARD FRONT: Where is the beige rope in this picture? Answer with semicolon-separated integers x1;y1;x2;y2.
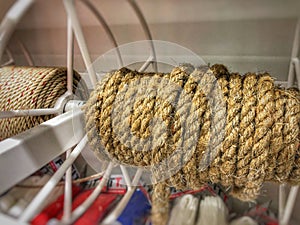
84;64;300;225
0;66;88;140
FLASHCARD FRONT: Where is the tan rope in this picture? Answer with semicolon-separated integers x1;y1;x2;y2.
84;64;300;225
0;66;88;140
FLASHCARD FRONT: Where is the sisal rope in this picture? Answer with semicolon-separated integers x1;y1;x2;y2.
0;66;88;140
84;64;300;225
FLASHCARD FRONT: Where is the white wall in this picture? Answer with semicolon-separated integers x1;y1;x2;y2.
3;0;299;82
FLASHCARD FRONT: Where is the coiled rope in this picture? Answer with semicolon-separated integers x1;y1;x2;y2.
0;66;88;140
84;64;299;225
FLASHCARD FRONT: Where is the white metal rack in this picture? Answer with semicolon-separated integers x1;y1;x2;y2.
0;0;157;224
0;1;299;225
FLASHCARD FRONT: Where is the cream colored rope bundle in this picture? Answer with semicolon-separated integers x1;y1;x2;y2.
84;64;299;225
0;66;88;140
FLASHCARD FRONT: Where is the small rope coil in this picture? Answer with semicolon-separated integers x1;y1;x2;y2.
0;66;88;140
84;64;300;225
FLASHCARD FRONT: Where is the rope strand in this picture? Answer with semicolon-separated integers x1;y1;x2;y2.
0;66;88;140
84;64;300;225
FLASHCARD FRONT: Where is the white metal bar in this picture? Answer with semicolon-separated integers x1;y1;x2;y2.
120;165;132;186
0;108;60;118
63;0;97;87
67;17;74;95
17;40;34;66
287;19;300;87
18;135;88;222
279;184;287;221
1;48;15;66
62;149;72;222
292;58;300;89
281;186;299;225
61;18;74;222
67;162;114;224
102;168;143;224
0;109;85;194
127;0;157;72
138;55;154;73
131;169;143;185
291;19;300;59
0;0;34;63
80;0;123;68
287;62;295;87
0;92;71;119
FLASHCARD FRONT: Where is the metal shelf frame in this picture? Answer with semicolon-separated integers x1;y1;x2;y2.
0;1;299;225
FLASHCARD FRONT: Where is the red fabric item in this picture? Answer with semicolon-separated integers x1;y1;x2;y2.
31;185;81;225
74;193;118;225
55;189;94;220
56;189;119;225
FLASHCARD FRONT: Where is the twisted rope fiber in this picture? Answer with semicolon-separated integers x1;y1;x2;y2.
84;64;300;225
0;66;88;140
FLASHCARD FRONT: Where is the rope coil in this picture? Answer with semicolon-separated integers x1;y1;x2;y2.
0;66;88;140
84;64;299;225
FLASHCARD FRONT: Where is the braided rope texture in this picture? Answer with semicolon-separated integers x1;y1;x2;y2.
0;66;88;140
84;64;300;225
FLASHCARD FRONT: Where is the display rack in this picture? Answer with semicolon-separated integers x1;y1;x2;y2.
0;1;299;225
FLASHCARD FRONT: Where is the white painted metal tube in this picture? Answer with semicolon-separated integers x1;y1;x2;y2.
18;135;88;222
0;108;60;118
281;186;299;225
63;0;97;87
279;184;287;221
287;19;300;87
127;0;157;72
0;0;34;63
67;17;74;95
101;168;143;224
62;149;72;222
67;162;114;224
80;0;123;68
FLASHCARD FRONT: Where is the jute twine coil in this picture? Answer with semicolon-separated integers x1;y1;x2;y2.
84;64;300;225
0;66;88;140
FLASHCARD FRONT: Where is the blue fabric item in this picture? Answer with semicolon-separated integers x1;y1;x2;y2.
116;189;151;225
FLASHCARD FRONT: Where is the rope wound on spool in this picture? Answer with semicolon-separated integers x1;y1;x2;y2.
84;64;299;224
0;66;88;140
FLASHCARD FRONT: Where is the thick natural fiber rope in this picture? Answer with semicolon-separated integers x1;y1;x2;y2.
84;64;300;225
0;66;88;140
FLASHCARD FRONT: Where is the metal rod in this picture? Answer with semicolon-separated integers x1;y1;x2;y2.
62;149;72;222
287;19;300;87
0;92;74;119
127;0;157;72
279;184;287;222
120;165;132;187
0;0;34;63
63;0;97;87
67;162;114;224
292;57;300;89
101;168;143;224
80;0;123;68
19;135;88;222
138;55;153;73
281;186;299;225
1;48;15;66
0;108;60;118
17;39;34;66
67;17;74;95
